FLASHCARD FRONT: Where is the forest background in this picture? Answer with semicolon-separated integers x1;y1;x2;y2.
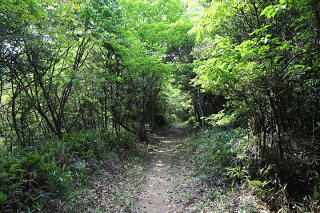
0;0;320;211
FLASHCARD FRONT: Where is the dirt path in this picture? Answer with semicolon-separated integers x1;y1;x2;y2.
71;124;270;212
135;124;270;213
136;124;189;213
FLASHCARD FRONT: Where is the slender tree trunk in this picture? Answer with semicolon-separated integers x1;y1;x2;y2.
268;90;284;159
138;116;149;144
11;96;22;143
10;80;22;144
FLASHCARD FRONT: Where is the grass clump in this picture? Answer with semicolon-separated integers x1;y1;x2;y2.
0;151;71;212
186;127;245;183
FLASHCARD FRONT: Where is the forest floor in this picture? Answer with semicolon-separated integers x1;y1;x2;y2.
72;124;270;212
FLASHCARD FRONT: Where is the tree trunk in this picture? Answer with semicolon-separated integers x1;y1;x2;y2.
138;118;149;144
268;90;284;159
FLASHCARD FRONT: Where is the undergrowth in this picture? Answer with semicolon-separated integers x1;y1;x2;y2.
184;124;320;212
186;128;245;183
0;130;142;212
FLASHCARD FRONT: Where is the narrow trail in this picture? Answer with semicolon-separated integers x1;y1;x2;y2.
136;124;189;213
72;124;270;212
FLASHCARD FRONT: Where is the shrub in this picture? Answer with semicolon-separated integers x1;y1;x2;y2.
0;151;71;211
187;128;245;182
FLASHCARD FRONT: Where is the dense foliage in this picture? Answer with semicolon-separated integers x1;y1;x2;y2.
0;0;185;210
193;0;320;154
191;0;320;211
